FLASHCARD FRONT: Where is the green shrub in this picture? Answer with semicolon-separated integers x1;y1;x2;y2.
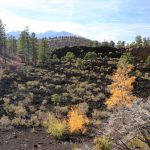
12;117;26;126
118;52;134;68
100;66;105;72
128;137;149;149
76;58;84;69
42;112;67;138
93;136;112;150
146;55;150;64
51;94;61;105
64;52;75;62
134;70;142;77
84;52;97;61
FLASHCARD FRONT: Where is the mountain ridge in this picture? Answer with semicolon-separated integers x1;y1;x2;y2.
7;30;78;39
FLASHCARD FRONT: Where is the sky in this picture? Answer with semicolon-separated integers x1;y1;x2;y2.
0;0;150;42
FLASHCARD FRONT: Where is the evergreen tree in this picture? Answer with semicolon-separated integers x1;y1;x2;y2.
101;41;109;46
143;38;149;48
30;32;38;66
7;36;17;56
0;19;7;63
38;38;49;64
18;26;30;64
109;40;115;48
135;35;142;48
116;40;125;49
92;40;99;47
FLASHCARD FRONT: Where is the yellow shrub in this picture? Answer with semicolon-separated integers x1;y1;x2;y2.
105;64;136;109
68;108;89;134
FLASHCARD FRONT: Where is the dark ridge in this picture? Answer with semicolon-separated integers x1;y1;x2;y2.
51;46;122;58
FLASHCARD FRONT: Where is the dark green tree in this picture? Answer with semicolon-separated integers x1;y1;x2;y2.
92;40;99;47
109;40;115;48
30;32;38;66
143;38;149;48
7;36;17;56
18;26;30;64
135;35;142;48
38;38;49;64
0;19;7;63
116;40;125;49
84;52;97;77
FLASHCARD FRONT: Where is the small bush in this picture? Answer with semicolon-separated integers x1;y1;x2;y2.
18;84;26;91
84;52;97;61
0;115;11;126
12;117;26;126
68;108;89;134
76;58;84;69
51;94;61;105
64;52;75;62
26;80;40;88
128;137;149;149
118;52;134;68
92;110;110;120
29;114;40;127
72;146;83;150
146;55;150;64
42;112;67;138
92;119;102;127
93;136;112;150
57;106;69;114
77;102;89;115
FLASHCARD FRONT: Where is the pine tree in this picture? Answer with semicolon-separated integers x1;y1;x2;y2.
30;32;38;66
38;38;49;64
7;36;17;56
18;26;30;64
0;19;7;63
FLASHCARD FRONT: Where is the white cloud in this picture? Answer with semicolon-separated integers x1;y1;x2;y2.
0;0;150;42
2;12;150;42
0;0;77;14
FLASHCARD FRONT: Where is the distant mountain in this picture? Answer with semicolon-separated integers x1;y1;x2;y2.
7;31;21;39
37;31;76;38
7;30;77;39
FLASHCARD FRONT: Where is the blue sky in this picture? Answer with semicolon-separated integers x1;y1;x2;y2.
0;0;150;42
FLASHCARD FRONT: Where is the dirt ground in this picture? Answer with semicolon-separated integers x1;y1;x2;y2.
0;127;92;150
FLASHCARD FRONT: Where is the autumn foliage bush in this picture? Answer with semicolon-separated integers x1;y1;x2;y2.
105;63;136;109
68;108;89;134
